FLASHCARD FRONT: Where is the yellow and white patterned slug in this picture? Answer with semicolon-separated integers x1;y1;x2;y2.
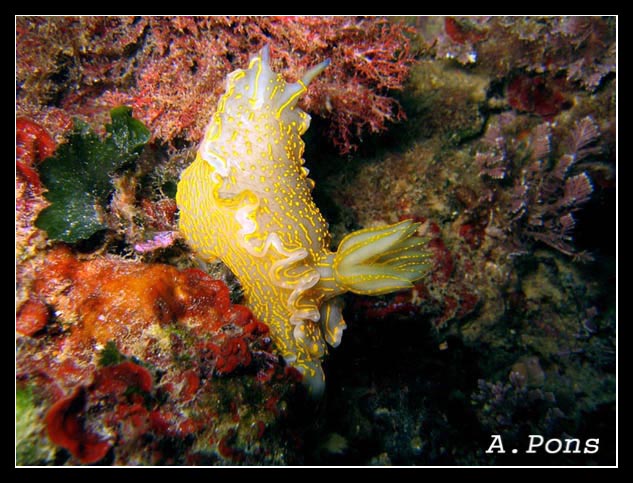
176;46;432;397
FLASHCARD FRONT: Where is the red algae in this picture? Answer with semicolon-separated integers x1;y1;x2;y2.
18;247;304;464
43;361;153;463
181;369;200;402
218;429;245;462
15;16;615;466
458;223;486;250
140;198;178;230
347;215;480;329
16;16;415;154
16;118;56;164
92;362;154;395
44;388;111;464
16;118;56;196
507;75;570;119
16;118;52;196
16;298;49;336
444;17;487;45
16;117;51;304
210;337;253;376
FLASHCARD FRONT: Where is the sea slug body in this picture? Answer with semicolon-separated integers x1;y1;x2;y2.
176;46;431;397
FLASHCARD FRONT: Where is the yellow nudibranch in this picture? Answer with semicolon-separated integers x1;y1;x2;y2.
176;46;431;397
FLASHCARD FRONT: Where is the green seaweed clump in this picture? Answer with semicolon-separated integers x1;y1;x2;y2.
16;386;55;466
98;340;127;367
36;106;150;243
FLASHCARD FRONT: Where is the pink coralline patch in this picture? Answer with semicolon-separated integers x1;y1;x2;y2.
133;231;178;253
134;198;180;254
16;16;416;155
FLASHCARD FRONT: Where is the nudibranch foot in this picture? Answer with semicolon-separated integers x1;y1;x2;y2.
176;46;432;399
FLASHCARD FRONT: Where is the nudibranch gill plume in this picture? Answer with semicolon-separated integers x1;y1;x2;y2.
176;46;432;397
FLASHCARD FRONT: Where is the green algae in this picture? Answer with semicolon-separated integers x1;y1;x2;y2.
36;106;150;243
98;340;127;367
16;385;55;466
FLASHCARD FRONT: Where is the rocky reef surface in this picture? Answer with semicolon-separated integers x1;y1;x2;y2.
16;16;615;466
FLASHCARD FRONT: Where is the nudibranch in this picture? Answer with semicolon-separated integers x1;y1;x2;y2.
176;46;431;397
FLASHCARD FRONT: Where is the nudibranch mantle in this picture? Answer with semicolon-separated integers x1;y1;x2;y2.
176;46;431;396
